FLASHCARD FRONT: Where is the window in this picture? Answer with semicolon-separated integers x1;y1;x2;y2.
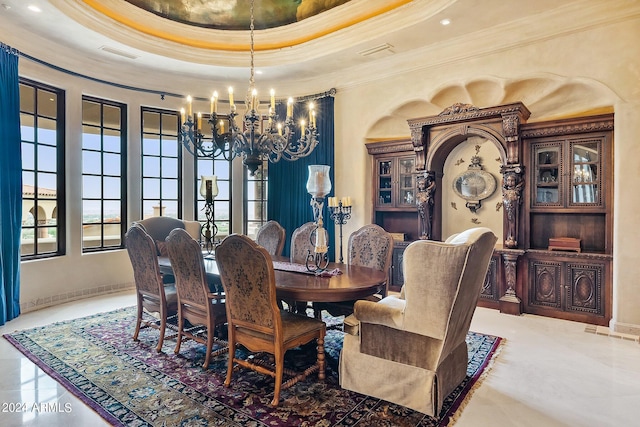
195;155;231;241
20;79;66;259
141;108;181;218
245;162;268;238
81;96;127;252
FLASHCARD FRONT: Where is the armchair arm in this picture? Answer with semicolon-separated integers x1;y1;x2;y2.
354;295;405;329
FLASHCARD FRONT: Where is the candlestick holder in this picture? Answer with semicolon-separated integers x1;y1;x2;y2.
199;176;219;259
305;165;331;274
306;198;330;274
329;199;352;264
201;201;218;258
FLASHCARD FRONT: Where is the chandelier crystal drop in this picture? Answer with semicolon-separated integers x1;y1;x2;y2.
179;0;319;175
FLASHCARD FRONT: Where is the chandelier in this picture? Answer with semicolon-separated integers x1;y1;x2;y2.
179;0;319;175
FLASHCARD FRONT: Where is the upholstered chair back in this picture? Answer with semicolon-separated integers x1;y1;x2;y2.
255;220;286;256
403;227;497;339
134;217;202;255
290;222;316;264
165;228;209;308
348;224;394;273
125;224;164;296
216;234;280;334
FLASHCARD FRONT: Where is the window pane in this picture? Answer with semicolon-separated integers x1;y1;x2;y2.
104;130;121;153
82;126;101;150
37;145;57;172
142;137;160;155
161;158;178;178
83;150;102;174
162;200;179;218
143;178;160;199
143;156;160;177
20;84;35;113
20;114;35;141
37;119;57;145
82;100;101;125
142;111;160;133
162;178;178;199
162;137;178;157
103;152;121;176
103;104;121;128
22;142;34;170
83;200;101;223
83;175;102;198
103;177;121;199
37;90;57;117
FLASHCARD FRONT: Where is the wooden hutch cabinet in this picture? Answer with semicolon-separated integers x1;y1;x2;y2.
366;139;418;292
368;104;613;326
521;115;613;325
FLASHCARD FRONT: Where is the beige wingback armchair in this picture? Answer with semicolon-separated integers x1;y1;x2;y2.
339;227;497;416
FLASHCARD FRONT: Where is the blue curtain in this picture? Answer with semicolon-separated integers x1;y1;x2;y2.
268;95;335;260
0;43;22;325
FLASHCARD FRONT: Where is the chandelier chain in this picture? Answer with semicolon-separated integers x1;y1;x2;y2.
249;0;255;87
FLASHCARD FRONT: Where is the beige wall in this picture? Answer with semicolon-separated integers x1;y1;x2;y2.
13;9;640;334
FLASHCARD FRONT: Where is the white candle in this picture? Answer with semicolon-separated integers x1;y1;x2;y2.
180;108;185;124
287;97;293;118
197;112;202;130
251;88;258;110
219;120;224;133
277;123;282;136
211;91;218;114
228;87;234;109
270;88;275;110
187;95;192;118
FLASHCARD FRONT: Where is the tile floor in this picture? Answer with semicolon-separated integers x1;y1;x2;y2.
1;290;638;426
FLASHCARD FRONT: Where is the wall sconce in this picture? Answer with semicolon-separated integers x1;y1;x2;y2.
199;175;218;258
305;165;331;274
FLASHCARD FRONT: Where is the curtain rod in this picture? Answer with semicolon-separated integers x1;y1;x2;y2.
18;50;336;102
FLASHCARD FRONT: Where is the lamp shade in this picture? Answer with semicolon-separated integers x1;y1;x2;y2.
199;175;219;203
306;165;332;198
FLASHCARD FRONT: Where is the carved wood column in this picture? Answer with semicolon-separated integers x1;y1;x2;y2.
499;249;525;315
500;164;525;248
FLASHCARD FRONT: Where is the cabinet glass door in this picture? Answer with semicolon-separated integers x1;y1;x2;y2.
570;140;600;205
397;157;415;206
533;145;561;206
377;159;393;206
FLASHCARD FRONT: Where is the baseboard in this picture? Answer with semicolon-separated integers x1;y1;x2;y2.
611;321;640;338
584;323;640;343
20;282;134;314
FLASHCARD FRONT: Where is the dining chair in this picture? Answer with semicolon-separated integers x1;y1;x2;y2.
125;224;178;353
215;234;326;407
165;228;227;369
289;221;316;264
255;220;286;256
314;223;394;319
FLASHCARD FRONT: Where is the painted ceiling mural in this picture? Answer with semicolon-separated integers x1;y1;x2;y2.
124;0;353;30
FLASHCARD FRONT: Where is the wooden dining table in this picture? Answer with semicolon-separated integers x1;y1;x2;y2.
157;254;387;303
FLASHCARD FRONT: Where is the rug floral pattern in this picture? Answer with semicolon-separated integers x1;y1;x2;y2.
4;307;502;426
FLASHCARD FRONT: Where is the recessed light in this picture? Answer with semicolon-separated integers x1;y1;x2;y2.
440;18;451;26
256;70;263;75
28;5;42;12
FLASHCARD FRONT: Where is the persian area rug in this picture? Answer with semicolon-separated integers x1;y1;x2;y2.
3;307;503;426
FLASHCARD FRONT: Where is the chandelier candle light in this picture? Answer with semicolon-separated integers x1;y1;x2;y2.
328;196;352;264
199;175;219;258
306;165;332;274
179;0;319;176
